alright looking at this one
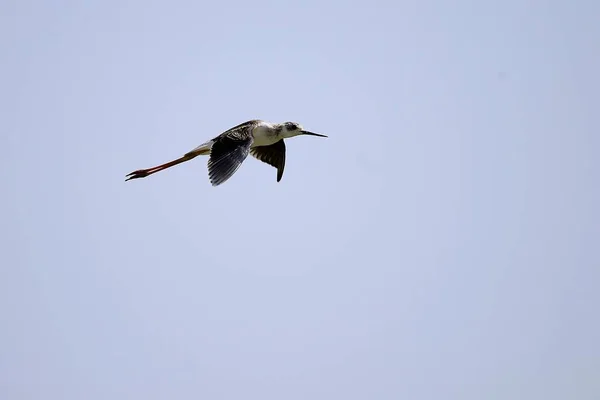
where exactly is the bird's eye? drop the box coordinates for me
[286,122,297,130]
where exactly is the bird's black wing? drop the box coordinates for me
[208,133,253,186]
[250,139,286,182]
[211,120,261,141]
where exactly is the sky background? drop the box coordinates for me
[1,0,599,399]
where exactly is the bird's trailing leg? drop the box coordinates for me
[125,148,209,181]
[125,155,192,181]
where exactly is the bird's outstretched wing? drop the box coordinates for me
[250,140,286,182]
[208,133,253,186]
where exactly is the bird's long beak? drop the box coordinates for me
[300,130,328,138]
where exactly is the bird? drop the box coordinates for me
[125,119,328,186]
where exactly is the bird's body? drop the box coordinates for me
[125,120,327,186]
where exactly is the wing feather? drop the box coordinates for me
[207,134,253,186]
[250,140,286,182]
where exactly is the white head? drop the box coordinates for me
[279,121,328,139]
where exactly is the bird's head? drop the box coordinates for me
[280,121,328,139]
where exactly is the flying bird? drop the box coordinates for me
[125,120,327,186]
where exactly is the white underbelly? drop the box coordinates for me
[252,126,280,147]
[252,137,280,147]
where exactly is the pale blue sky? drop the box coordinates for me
[1,0,599,399]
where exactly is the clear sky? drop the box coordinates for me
[1,0,598,399]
